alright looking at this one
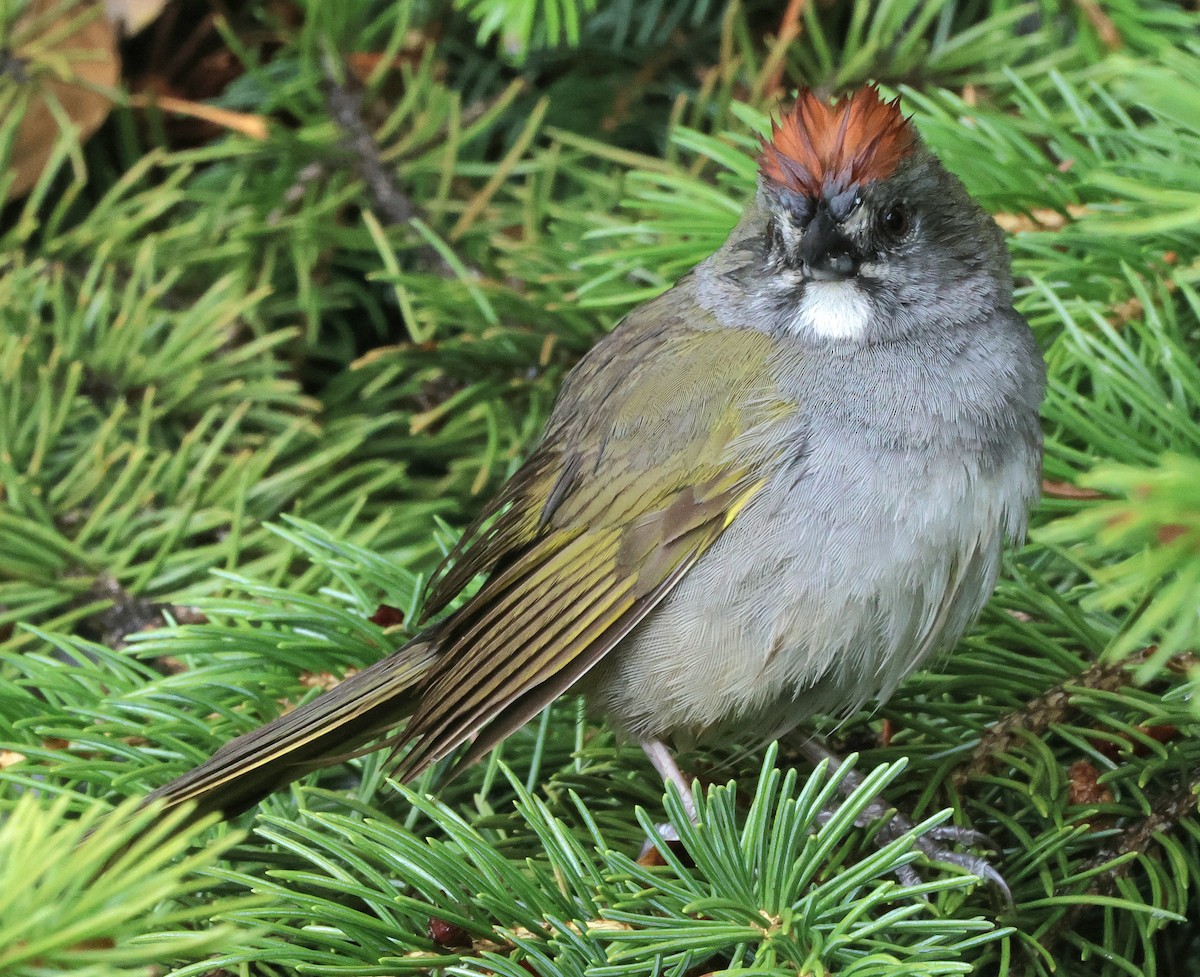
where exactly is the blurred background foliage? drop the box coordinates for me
[1,0,1199,975]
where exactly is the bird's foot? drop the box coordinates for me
[641,738,698,821]
[637,739,695,863]
[873,808,1010,903]
[798,737,1011,902]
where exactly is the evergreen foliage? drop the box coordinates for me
[1,1,1198,974]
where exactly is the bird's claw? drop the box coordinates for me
[879,813,1012,905]
[923,824,1003,850]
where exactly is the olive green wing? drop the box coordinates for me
[141,637,441,820]
[394,324,795,779]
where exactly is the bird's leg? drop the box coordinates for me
[640,738,697,847]
[795,738,1011,902]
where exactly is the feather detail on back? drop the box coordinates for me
[758,85,914,198]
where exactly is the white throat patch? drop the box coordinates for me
[791,281,871,340]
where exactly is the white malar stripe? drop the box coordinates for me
[791,281,871,340]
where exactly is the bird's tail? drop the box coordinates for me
[142,635,441,823]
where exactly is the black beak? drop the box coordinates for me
[799,206,860,279]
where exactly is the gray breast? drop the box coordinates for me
[583,329,1041,747]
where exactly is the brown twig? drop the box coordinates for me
[324,58,477,276]
[1040,772,1199,955]
[953,649,1154,788]
[1073,0,1123,51]
[324,58,421,227]
[1041,479,1107,501]
[762,0,806,99]
[602,30,685,133]
[128,92,269,139]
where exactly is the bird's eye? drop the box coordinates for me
[880,203,910,239]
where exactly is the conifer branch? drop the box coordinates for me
[1,4,1198,975]
[954,648,1155,788]
[322,55,453,277]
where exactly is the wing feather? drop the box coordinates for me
[389,324,795,782]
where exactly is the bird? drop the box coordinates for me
[141,86,1045,851]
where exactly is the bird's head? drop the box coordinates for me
[714,86,1012,343]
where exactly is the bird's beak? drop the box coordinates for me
[798,206,860,280]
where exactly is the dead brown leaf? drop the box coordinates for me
[1157,524,1193,546]
[1107,295,1144,328]
[6,0,120,200]
[0,749,26,769]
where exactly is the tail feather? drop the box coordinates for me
[143,636,440,822]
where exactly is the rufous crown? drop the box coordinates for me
[758,86,915,198]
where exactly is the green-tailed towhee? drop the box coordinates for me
[143,86,1045,837]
